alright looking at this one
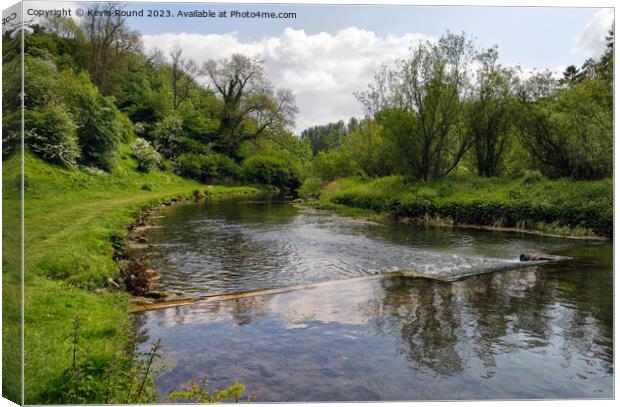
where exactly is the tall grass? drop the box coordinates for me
[318,175,612,238]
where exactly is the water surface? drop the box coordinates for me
[137,198,613,401]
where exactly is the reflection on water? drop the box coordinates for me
[144,199,570,295]
[137,198,613,401]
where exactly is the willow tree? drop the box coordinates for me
[357,32,477,180]
[468,47,518,177]
[202,54,297,158]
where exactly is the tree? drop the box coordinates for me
[561,65,581,86]
[342,119,393,177]
[357,32,477,180]
[517,79,612,180]
[202,54,297,158]
[169,46,198,110]
[83,3,142,94]
[468,47,518,177]
[300,120,348,155]
[43,16,85,41]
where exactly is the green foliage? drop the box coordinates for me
[321,176,612,237]
[204,54,297,158]
[310,149,361,182]
[2,110,22,158]
[3,52,132,170]
[242,155,302,190]
[341,120,394,177]
[175,152,242,183]
[300,119,357,155]
[517,80,612,180]
[358,33,477,180]
[22,55,60,108]
[168,374,245,403]
[64,72,129,170]
[468,48,518,177]
[175,153,203,180]
[201,153,242,183]
[54,315,163,404]
[521,169,543,185]
[151,116,184,160]
[113,63,173,123]
[23,103,81,167]
[130,138,161,172]
[298,177,324,199]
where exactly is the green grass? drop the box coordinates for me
[3,147,262,403]
[315,175,612,238]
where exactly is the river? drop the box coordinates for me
[135,197,613,401]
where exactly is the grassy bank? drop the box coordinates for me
[2,147,261,403]
[314,175,612,238]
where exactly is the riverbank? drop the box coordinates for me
[2,150,262,403]
[309,176,612,239]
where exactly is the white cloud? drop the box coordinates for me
[142,28,432,132]
[572,8,614,55]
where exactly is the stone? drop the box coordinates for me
[144,291,172,299]
[106,277,120,289]
[519,252,572,262]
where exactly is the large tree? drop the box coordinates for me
[468,47,518,177]
[516,72,612,180]
[169,46,198,110]
[202,54,297,158]
[83,3,141,94]
[357,32,477,180]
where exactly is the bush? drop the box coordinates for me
[522,169,543,185]
[23,103,81,167]
[175,153,242,183]
[151,116,184,160]
[60,71,128,171]
[299,177,324,199]
[311,149,360,182]
[200,154,241,183]
[175,153,203,179]
[131,138,161,172]
[242,155,302,190]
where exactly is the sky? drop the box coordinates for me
[18,1,615,132]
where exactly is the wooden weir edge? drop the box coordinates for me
[129,271,448,313]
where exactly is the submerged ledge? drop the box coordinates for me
[129,272,447,313]
[130,259,574,313]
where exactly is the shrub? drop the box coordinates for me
[59,71,127,171]
[311,149,360,182]
[23,103,80,167]
[175,153,242,183]
[299,177,324,199]
[151,116,184,160]
[175,153,203,179]
[200,154,241,183]
[131,138,161,172]
[242,155,302,190]
[522,169,543,185]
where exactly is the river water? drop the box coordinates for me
[135,198,613,401]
